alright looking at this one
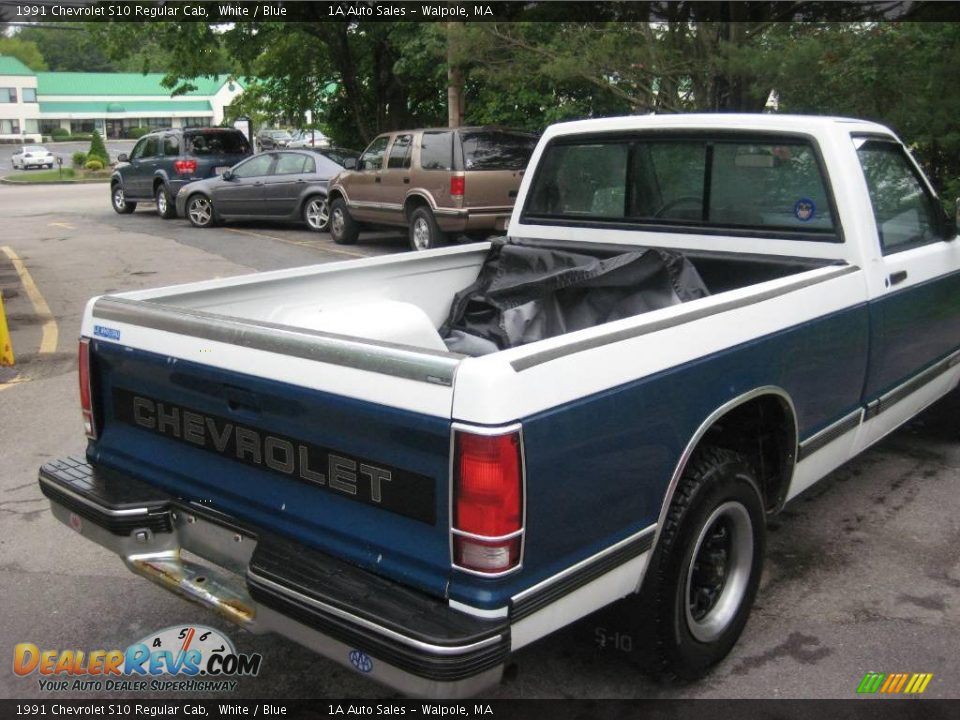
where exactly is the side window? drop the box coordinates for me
[275,153,313,175]
[232,154,275,179]
[142,137,160,158]
[130,137,150,161]
[358,136,390,171]
[420,131,454,171]
[163,136,180,157]
[855,139,941,253]
[387,134,413,170]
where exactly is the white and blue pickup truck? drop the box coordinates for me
[40,115,960,697]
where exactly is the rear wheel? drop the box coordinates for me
[186,194,216,228]
[304,196,330,233]
[645,446,765,679]
[408,206,447,251]
[155,184,177,219]
[329,198,359,245]
[111,183,136,214]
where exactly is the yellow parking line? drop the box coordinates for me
[1,246,58,355]
[48,222,75,229]
[220,227,368,258]
[0,375,29,393]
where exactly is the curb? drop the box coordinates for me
[0,176,110,185]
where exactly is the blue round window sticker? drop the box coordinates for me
[349,649,374,673]
[794,198,816,222]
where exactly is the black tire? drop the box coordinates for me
[303,195,330,233]
[185,194,216,228]
[111,183,136,214]
[329,197,359,245]
[408,206,447,251]
[646,446,765,679]
[155,183,177,219]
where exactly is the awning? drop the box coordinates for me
[38,100,213,115]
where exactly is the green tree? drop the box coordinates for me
[16,25,114,71]
[87,130,109,165]
[0,36,48,71]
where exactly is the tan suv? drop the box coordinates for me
[327,127,538,250]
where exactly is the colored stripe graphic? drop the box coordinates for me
[857,672,885,693]
[857,672,933,694]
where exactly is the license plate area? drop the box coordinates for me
[172,504,256,576]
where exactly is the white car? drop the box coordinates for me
[288,129,330,148]
[12,145,56,170]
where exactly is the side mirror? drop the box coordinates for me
[117,153,129,163]
[343,158,357,170]
[222,169,235,181]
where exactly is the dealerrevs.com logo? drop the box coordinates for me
[857,672,934,695]
[14,625,263,692]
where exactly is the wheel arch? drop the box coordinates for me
[404,192,434,219]
[650,386,798,564]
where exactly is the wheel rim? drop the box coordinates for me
[113,187,126,210]
[188,197,212,226]
[412,217,431,250]
[157,190,167,214]
[306,199,329,230]
[331,207,345,237]
[684,501,754,642]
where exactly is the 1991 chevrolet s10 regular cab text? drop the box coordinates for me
[40,115,960,696]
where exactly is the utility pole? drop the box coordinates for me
[447,21,465,128]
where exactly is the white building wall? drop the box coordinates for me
[0,74,41,141]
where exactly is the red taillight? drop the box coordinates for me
[452,429,524,574]
[78,338,97,439]
[174,159,198,175]
[450,176,465,198]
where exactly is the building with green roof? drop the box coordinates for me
[0,56,247,141]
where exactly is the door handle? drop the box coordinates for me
[888,270,908,287]
[374,177,381,183]
[253,181,263,187]
[403,177,410,184]
[296,179,306,183]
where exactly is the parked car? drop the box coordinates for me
[327,127,539,251]
[288,129,331,149]
[175,148,353,232]
[257,129,293,151]
[11,145,56,170]
[110,128,252,218]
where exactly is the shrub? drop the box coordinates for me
[127,126,150,139]
[87,130,109,165]
[72,151,88,167]
[50,127,70,140]
[84,159,104,171]
[70,134,93,141]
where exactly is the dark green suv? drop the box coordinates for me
[110,128,252,218]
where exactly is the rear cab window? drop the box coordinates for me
[523,132,841,241]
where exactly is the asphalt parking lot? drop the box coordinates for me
[1,183,958,701]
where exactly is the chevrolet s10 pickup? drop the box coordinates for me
[40,115,960,696]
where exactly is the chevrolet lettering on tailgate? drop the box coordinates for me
[112,388,435,523]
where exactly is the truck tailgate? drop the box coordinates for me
[86,330,457,598]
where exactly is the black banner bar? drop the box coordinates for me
[1,699,959,720]
[0,1,945,25]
